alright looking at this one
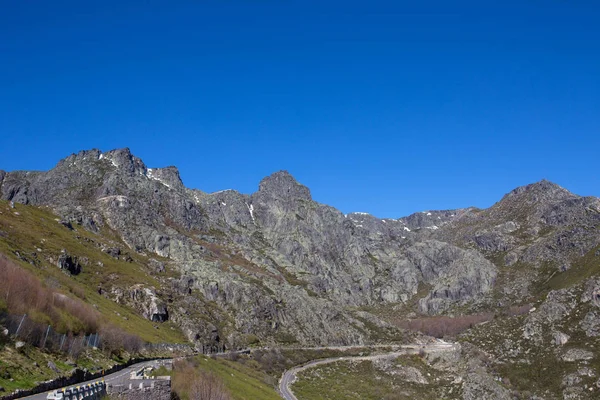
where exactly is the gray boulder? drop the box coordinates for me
[462,372,513,400]
[552,331,570,345]
[562,348,594,362]
[580,312,600,337]
[47,361,60,373]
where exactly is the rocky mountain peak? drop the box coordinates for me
[501,179,576,204]
[257,170,311,200]
[146,166,184,191]
[56,149,102,168]
[100,148,147,176]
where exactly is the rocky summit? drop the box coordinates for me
[1,148,600,398]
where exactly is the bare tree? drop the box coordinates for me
[399,313,495,338]
[189,372,232,400]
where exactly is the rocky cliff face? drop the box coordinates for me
[1,148,599,353]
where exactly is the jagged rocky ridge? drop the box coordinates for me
[1,148,599,351]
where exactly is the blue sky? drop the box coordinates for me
[1,1,598,218]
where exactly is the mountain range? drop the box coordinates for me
[1,148,600,399]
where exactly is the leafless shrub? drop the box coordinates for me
[173,359,232,400]
[252,348,287,375]
[190,372,232,400]
[0,254,100,333]
[399,313,494,338]
[122,331,143,354]
[0,255,47,315]
[0,254,143,356]
[504,304,532,317]
[52,293,100,332]
[400,304,532,338]
[172,360,196,396]
[98,325,142,356]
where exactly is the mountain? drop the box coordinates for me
[1,148,600,398]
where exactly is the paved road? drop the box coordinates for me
[278,341,457,400]
[13,341,456,400]
[21,359,169,400]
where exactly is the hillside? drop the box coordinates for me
[1,148,599,398]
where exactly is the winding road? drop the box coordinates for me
[278,341,457,400]
[12,342,456,400]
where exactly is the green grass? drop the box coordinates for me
[0,344,116,393]
[0,200,187,344]
[0,201,192,393]
[250,347,387,378]
[543,243,600,291]
[292,355,457,400]
[495,351,578,395]
[150,365,172,377]
[178,355,281,400]
[173,348,397,400]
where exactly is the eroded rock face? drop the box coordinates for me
[129,285,169,322]
[410,241,497,314]
[146,166,185,192]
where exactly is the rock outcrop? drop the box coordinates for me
[57,252,82,275]
[128,285,169,322]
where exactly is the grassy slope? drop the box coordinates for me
[292,355,456,400]
[0,200,190,393]
[0,345,114,393]
[459,313,596,398]
[178,355,280,400]
[460,258,600,399]
[0,200,186,344]
[174,349,396,400]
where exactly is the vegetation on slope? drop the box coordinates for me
[172,356,280,400]
[1,254,100,334]
[0,200,191,393]
[292,355,458,400]
[0,200,186,343]
[171,347,395,400]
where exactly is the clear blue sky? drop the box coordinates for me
[1,1,598,218]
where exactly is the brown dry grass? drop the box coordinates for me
[398,313,495,338]
[0,253,100,333]
[0,253,143,355]
[397,304,531,338]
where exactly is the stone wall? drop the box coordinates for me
[0,357,170,400]
[107,378,171,400]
